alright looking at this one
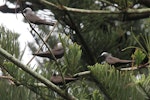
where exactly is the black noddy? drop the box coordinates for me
[100,52,134,67]
[33,42,64,60]
[23,7,55,26]
[50,75,78,85]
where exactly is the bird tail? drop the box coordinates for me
[119,59,134,63]
[64,77,78,83]
[33,52,50,58]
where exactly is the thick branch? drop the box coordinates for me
[64,11,95,65]
[0,47,77,100]
[41,0,150,14]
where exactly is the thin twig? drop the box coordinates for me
[21,8,67,90]
[21,11,60,63]
[21,12,53,58]
[73,71,91,77]
[120,63,149,71]
[0,75,14,80]
[26,21,58,65]
[0,47,77,100]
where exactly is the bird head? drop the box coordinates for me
[100,52,111,57]
[52,71,59,76]
[97,52,111,62]
[55,42,63,49]
[23,7,33,14]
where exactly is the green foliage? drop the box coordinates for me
[63,41,82,74]
[2,61,57,100]
[88,63,144,100]
[0,80,36,100]
[0,26,20,61]
[69,79,103,99]
[132,33,150,57]
[140,33,150,57]
[3,62,34,82]
[132,48,146,65]
[47,0,137,62]
[91,90,103,100]
[1,0,150,99]
[0,26,41,100]
[132,72,150,99]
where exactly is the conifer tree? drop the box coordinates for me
[0,0,150,100]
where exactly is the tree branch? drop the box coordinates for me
[55,1,96,65]
[26,21,58,65]
[0,47,77,100]
[21,11,67,89]
[73,71,91,77]
[65,11,95,65]
[73,70,112,99]
[41,0,150,14]
[120,63,149,71]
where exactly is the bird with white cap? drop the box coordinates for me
[99,52,134,67]
[23,7,55,26]
[33,42,64,60]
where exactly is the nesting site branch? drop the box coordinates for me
[21,8,67,90]
[26,21,58,65]
[41,0,150,14]
[0,47,77,100]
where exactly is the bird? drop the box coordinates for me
[23,7,55,25]
[33,42,64,60]
[50,74,78,85]
[99,52,134,67]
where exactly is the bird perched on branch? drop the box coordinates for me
[50,74,78,85]
[33,42,64,60]
[23,7,55,25]
[99,52,134,67]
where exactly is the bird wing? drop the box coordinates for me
[52,48,64,55]
[33,51,51,58]
[50,76,77,85]
[50,76,62,84]
[26,13,42,22]
[106,56,121,64]
[106,56,132,64]
[26,13,54,25]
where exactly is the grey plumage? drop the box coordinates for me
[33,43,64,60]
[100,52,134,66]
[23,7,55,25]
[50,75,77,85]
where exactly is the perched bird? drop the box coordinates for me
[23,7,55,25]
[99,52,134,67]
[33,42,64,60]
[50,75,78,85]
